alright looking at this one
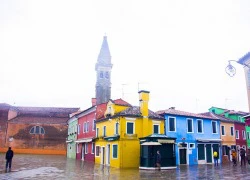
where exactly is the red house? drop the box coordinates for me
[75,98,130,161]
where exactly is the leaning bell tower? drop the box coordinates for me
[95,36,113,105]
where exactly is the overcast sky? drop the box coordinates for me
[1,0,250,113]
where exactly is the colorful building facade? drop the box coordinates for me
[94,91,169,168]
[157,108,221,165]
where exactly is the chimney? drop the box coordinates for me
[169,107,175,110]
[91,98,97,106]
[139,90,150,137]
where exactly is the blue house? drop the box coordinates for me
[157,107,221,165]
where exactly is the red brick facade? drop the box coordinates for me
[0,104,79,155]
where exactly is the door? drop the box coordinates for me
[81,144,85,160]
[106,144,110,165]
[179,149,187,164]
[206,144,212,163]
[101,147,105,165]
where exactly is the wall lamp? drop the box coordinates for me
[225,60,250,77]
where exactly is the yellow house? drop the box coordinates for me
[94,90,165,168]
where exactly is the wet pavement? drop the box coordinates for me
[0,154,250,180]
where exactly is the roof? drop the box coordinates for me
[8,116,68,125]
[13,106,79,118]
[200,112,245,124]
[224,110,248,116]
[116,106,164,120]
[110,99,131,106]
[95,99,131,120]
[238,52,250,65]
[157,108,218,120]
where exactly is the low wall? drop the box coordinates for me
[0,147,66,155]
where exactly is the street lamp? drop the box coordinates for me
[225,58,250,77]
[225,60,237,77]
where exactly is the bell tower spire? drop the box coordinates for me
[95,35,113,105]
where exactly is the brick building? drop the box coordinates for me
[0,104,79,155]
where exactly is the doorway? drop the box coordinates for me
[206,144,212,163]
[179,148,187,164]
[106,144,110,165]
[81,144,85,160]
[101,147,105,165]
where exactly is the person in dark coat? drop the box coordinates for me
[156,150,161,170]
[240,148,246,166]
[5,147,14,171]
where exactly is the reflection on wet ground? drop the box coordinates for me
[0,154,250,179]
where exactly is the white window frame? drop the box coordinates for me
[230,126,234,136]
[211,121,218,134]
[243,130,246,140]
[197,119,203,133]
[115,122,119,135]
[153,124,160,134]
[103,126,106,136]
[86,122,89,132]
[93,120,96,131]
[236,130,239,139]
[187,118,194,133]
[112,144,118,159]
[78,124,80,135]
[189,143,195,149]
[95,146,100,157]
[83,123,85,133]
[221,125,225,136]
[76,143,79,153]
[91,143,95,154]
[96,128,99,137]
[168,117,176,132]
[126,121,135,134]
[247,132,250,140]
[85,143,88,154]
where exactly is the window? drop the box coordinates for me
[96,128,99,137]
[112,144,118,158]
[247,132,250,140]
[30,126,45,134]
[115,122,119,135]
[103,126,106,136]
[86,122,89,132]
[212,121,217,133]
[230,126,234,136]
[238,116,241,121]
[187,119,193,133]
[83,123,85,133]
[168,117,176,132]
[105,72,109,79]
[95,146,100,156]
[77,144,79,153]
[236,130,239,139]
[243,130,246,140]
[221,125,225,136]
[78,124,80,134]
[91,143,95,154]
[126,122,134,134]
[153,124,159,134]
[100,71,103,78]
[189,143,195,149]
[93,120,96,131]
[85,143,88,154]
[197,119,203,133]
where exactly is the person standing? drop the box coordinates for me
[156,150,161,170]
[240,148,246,166]
[5,147,14,172]
[213,150,219,166]
[231,149,237,166]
